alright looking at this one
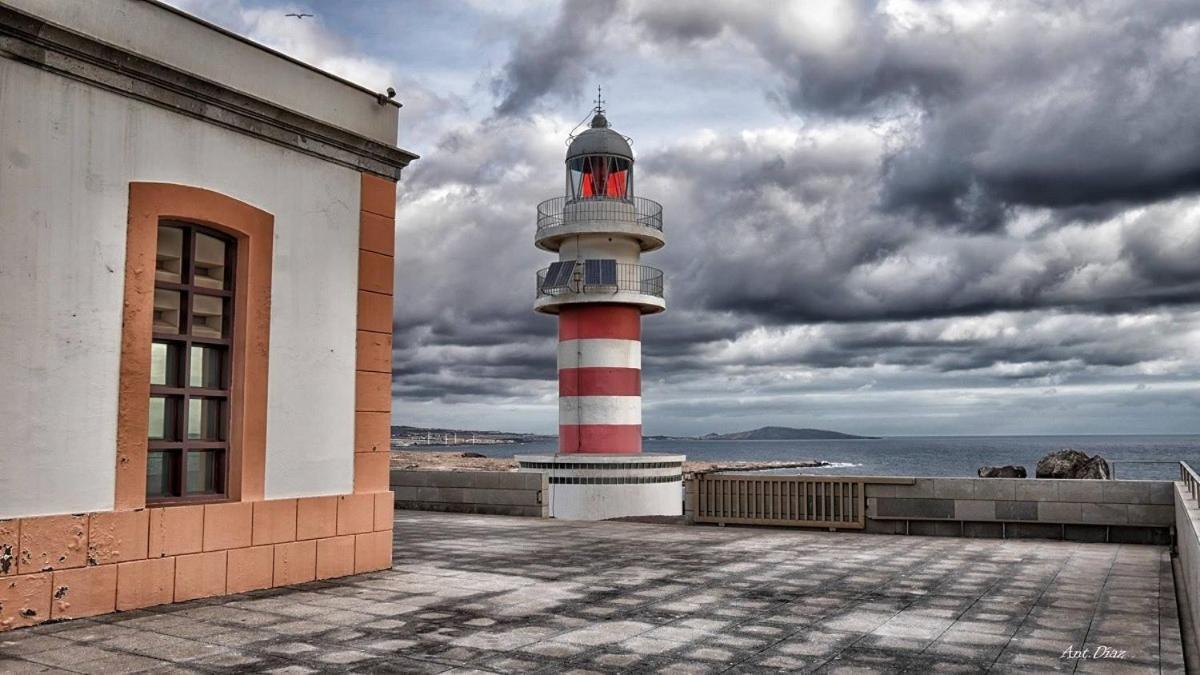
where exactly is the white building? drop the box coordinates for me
[0,0,414,629]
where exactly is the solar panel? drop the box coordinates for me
[585,259,617,285]
[540,262,565,292]
[541,260,577,292]
[600,259,616,285]
[554,260,577,286]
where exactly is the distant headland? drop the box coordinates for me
[699,426,879,441]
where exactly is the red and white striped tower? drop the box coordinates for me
[557,304,643,453]
[519,101,684,520]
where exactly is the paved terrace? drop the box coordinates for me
[0,511,1183,673]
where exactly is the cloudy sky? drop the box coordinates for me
[169,0,1200,437]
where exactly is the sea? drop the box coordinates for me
[410,435,1200,481]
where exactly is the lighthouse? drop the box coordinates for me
[516,99,684,520]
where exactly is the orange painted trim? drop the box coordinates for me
[354,452,391,493]
[359,211,395,256]
[356,330,392,374]
[358,250,395,295]
[355,411,391,453]
[361,173,397,219]
[355,371,392,413]
[117,183,273,509]
[357,290,393,335]
[355,174,396,498]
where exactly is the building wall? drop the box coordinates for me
[3,0,398,145]
[0,59,359,514]
[0,0,411,629]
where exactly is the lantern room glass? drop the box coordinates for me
[568,155,631,200]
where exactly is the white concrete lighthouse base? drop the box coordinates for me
[515,453,685,521]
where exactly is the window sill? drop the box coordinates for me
[146,495,231,508]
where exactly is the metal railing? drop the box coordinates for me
[693,474,866,529]
[1110,460,1181,480]
[536,262,664,299]
[1182,461,1200,504]
[536,196,663,232]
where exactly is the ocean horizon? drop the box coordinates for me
[404,434,1200,481]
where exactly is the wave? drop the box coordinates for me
[814,462,863,469]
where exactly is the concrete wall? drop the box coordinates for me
[865,477,1174,543]
[0,58,361,516]
[391,471,548,518]
[1176,483,1200,653]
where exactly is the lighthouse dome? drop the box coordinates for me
[566,115,632,161]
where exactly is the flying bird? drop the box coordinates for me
[285,13,313,19]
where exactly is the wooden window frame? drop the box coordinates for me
[147,221,237,505]
[117,183,273,511]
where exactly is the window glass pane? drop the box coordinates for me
[609,158,630,198]
[187,398,222,440]
[191,295,225,338]
[193,233,228,290]
[148,396,179,440]
[568,158,584,200]
[189,345,224,389]
[186,450,220,494]
[155,226,184,284]
[146,450,175,498]
[150,341,180,386]
[152,289,182,333]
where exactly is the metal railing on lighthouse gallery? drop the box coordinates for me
[536,196,664,232]
[536,261,664,299]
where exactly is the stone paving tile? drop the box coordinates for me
[0,510,1184,673]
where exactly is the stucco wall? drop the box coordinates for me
[0,58,360,517]
[558,234,642,264]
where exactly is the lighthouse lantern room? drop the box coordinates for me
[518,97,684,520]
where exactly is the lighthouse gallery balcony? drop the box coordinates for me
[534,260,665,314]
[535,196,665,253]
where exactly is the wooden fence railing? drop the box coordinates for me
[693,474,866,529]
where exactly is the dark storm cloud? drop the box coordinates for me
[634,1,1200,224]
[638,1,962,116]
[387,0,1200,431]
[640,128,1200,324]
[492,0,623,117]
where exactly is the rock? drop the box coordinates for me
[461,452,487,458]
[1035,449,1112,479]
[978,465,1027,478]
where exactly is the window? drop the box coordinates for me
[147,221,235,502]
[568,155,631,199]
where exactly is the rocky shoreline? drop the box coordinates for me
[390,450,829,475]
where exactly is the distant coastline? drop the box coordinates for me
[394,424,875,448]
[390,449,831,475]
[390,434,1200,481]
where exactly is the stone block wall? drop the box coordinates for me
[390,471,547,518]
[864,477,1174,543]
[0,494,394,630]
[1175,483,1200,651]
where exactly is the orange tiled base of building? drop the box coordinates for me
[0,492,394,631]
